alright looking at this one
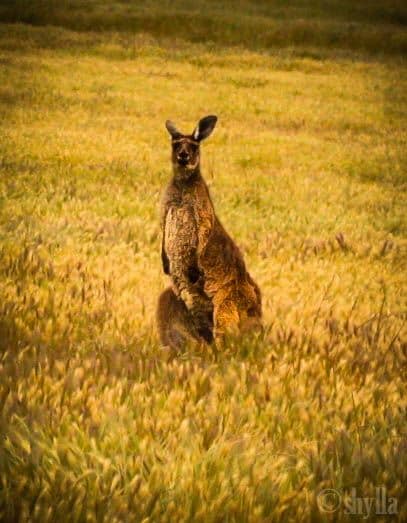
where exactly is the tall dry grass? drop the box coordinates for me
[0,1,406,521]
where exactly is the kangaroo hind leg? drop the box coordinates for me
[213,295,240,342]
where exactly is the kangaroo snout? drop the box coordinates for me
[177,150,190,165]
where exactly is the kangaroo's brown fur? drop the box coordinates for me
[157,116,262,348]
[156,286,212,349]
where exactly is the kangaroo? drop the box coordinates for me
[157,115,262,349]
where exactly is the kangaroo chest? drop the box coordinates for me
[164,190,198,268]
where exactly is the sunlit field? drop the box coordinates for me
[0,1,406,521]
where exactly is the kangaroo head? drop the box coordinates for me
[165,115,217,180]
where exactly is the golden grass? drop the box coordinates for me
[0,2,406,521]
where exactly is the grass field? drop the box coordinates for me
[0,1,406,521]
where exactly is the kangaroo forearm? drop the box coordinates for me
[174,278,205,311]
[170,274,213,342]
[171,272,210,312]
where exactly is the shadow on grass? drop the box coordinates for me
[0,0,406,58]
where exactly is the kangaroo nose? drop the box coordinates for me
[177,151,190,164]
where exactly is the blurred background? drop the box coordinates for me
[0,2,406,522]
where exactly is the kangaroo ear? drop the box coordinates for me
[165,120,182,139]
[192,115,217,141]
